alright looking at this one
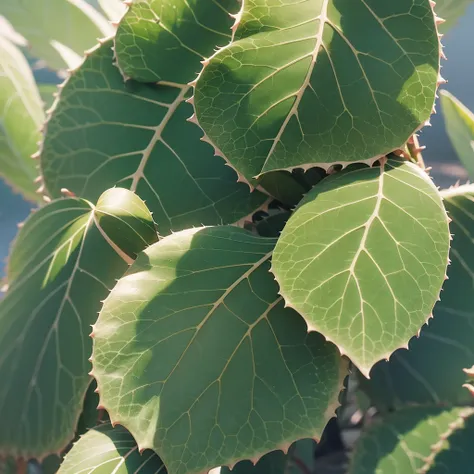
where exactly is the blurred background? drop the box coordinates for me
[1,1,474,278]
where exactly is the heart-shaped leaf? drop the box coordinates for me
[92,226,346,474]
[0,188,157,459]
[0,0,112,69]
[272,159,450,376]
[348,406,474,474]
[114,0,239,83]
[0,36,42,201]
[40,41,268,236]
[358,184,474,408]
[440,91,474,180]
[194,0,440,184]
[58,423,166,473]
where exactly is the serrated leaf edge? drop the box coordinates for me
[89,246,349,474]
[419,406,474,473]
[270,159,451,379]
[190,0,445,188]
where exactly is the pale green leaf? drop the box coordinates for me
[0,36,43,201]
[40,41,268,236]
[221,439,317,474]
[0,0,112,70]
[272,159,450,377]
[440,90,474,180]
[348,406,474,474]
[58,423,166,473]
[92,226,345,474]
[98,0,126,21]
[194,0,440,184]
[0,188,157,458]
[359,184,474,408]
[114,0,238,83]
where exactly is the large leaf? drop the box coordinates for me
[114,0,239,83]
[40,41,268,236]
[440,91,474,180]
[0,36,42,201]
[221,439,317,474]
[358,184,474,408]
[58,423,166,473]
[0,188,157,458]
[272,159,450,377]
[0,0,112,69]
[194,0,440,184]
[92,226,345,474]
[348,406,474,474]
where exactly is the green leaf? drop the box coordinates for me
[40,41,268,236]
[92,226,345,474]
[423,407,474,474]
[358,184,474,408]
[272,159,450,377]
[58,423,166,473]
[440,91,474,180]
[0,36,43,201]
[98,0,126,21]
[194,0,440,184]
[221,439,317,474]
[0,0,112,69]
[114,0,239,83]
[348,406,474,474]
[0,188,157,459]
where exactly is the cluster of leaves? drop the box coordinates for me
[1,0,474,473]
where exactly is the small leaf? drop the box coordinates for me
[194,0,440,184]
[272,159,450,376]
[115,0,239,83]
[92,226,345,474]
[0,36,43,201]
[348,406,474,474]
[40,41,268,236]
[98,0,126,21]
[57,423,166,473]
[359,184,474,408]
[0,0,112,69]
[0,188,157,459]
[440,90,474,180]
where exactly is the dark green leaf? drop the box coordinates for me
[115,0,239,83]
[40,41,268,236]
[348,406,474,474]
